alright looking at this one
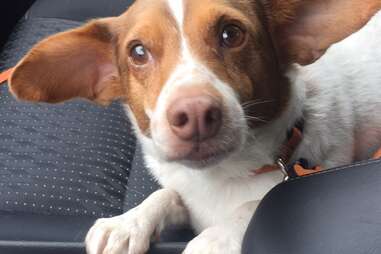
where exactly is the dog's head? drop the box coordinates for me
[10,0,380,168]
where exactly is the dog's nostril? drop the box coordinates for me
[198,106,222,141]
[174,112,189,127]
[205,107,222,126]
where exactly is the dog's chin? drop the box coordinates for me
[181,149,236,169]
[164,145,237,170]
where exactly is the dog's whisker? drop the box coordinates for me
[244,115,268,123]
[241,99,269,107]
[241,99,275,109]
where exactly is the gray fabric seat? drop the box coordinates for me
[0,17,135,218]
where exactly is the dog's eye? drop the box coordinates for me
[130,44,149,65]
[220,24,246,48]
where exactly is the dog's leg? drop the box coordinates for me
[183,200,260,254]
[85,189,188,254]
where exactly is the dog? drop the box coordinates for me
[8,0,381,253]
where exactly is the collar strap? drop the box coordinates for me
[253,119,322,180]
[278,121,304,165]
[0,68,14,85]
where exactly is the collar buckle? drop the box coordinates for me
[276,158,290,182]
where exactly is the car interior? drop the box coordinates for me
[1,1,381,254]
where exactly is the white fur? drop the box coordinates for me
[86,9,381,254]
[292,11,381,167]
[167,0,184,26]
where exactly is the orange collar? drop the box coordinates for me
[0,68,14,85]
[253,120,381,180]
[252,120,322,180]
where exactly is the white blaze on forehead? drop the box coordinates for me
[162,0,239,100]
[162,0,240,101]
[166,0,198,78]
[166,0,190,64]
[167,0,185,27]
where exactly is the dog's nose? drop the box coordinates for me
[167,96,222,141]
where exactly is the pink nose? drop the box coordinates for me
[167,96,222,141]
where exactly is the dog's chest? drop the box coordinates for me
[148,159,283,232]
[184,173,283,232]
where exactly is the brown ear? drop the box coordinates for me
[9,18,123,105]
[265,0,381,65]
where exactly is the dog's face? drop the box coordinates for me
[118,0,291,167]
[10,0,381,168]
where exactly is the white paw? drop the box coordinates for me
[183,227,241,254]
[85,210,155,254]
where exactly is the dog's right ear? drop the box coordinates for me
[265,0,381,66]
[9,18,123,105]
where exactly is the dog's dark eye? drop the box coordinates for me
[130,44,149,65]
[220,24,246,48]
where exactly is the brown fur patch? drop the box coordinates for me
[113,0,182,132]
[183,0,290,127]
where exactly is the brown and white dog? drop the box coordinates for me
[8,0,381,253]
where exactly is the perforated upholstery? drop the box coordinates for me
[0,17,138,219]
[27,0,134,21]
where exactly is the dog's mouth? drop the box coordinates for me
[163,140,238,169]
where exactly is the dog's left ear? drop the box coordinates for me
[9,17,123,105]
[265,0,381,65]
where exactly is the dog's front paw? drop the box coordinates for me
[183,227,241,254]
[85,210,154,254]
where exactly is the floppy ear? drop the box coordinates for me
[265,0,381,65]
[9,18,123,105]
